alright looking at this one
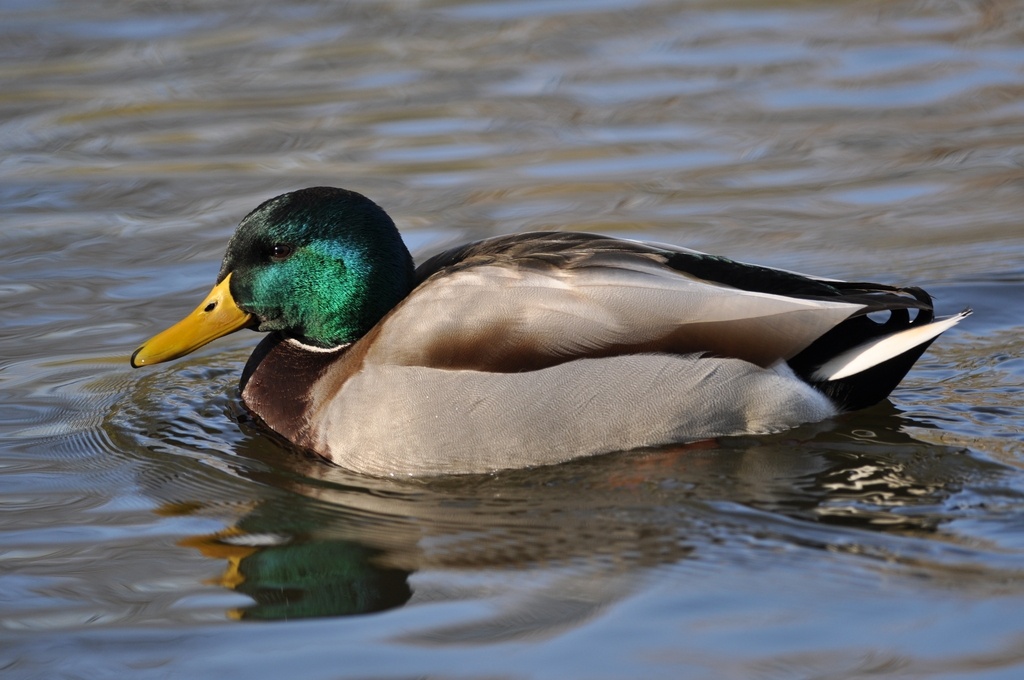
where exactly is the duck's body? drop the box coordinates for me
[132,188,969,476]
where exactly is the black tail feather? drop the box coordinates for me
[788,287,940,410]
[800,338,939,411]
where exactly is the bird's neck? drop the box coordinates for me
[238,333,348,454]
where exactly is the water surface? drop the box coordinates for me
[2,0,1024,678]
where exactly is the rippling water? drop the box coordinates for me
[3,0,1024,677]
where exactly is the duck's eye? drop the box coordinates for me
[269,244,294,262]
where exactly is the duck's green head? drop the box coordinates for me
[131,187,415,367]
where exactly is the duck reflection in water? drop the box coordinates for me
[156,405,995,623]
[177,511,412,621]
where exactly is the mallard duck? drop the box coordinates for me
[131,187,970,476]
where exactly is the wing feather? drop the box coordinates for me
[368,251,864,371]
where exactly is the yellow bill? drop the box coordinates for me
[131,273,254,368]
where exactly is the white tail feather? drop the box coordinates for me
[813,310,971,381]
